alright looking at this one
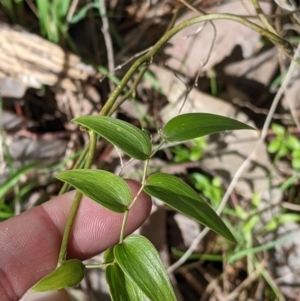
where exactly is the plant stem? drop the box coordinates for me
[127,159,149,211]
[85,263,106,269]
[57,190,83,264]
[59,143,90,195]
[119,210,129,243]
[165,8,180,32]
[251,0,278,36]
[108,65,149,116]
[148,13,292,56]
[150,138,167,158]
[100,57,151,116]
[84,132,97,169]
[119,160,150,243]
[58,131,97,264]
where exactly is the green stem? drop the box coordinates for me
[100,56,150,116]
[150,138,167,158]
[127,160,149,211]
[119,210,129,243]
[57,190,83,265]
[147,13,292,56]
[251,0,278,36]
[59,143,90,195]
[119,160,150,243]
[83,132,97,169]
[108,65,149,116]
[58,131,97,264]
[165,8,180,33]
[85,263,106,269]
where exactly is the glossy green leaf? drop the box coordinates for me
[32,259,84,292]
[144,173,236,243]
[162,113,254,142]
[57,170,131,212]
[114,235,176,301]
[106,264,146,301]
[73,116,151,160]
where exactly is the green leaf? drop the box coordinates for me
[271,123,286,136]
[292,158,300,170]
[286,135,300,150]
[73,116,151,160]
[162,113,254,142]
[267,139,281,154]
[58,0,71,18]
[57,170,131,212]
[265,213,300,231]
[106,264,146,301]
[278,145,289,158]
[104,247,115,263]
[235,205,247,220]
[114,235,176,301]
[144,173,236,243]
[292,149,300,158]
[251,192,260,208]
[31,259,84,292]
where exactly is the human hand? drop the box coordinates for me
[0,180,152,301]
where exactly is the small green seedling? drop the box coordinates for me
[190,173,223,210]
[171,137,207,162]
[268,123,300,170]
